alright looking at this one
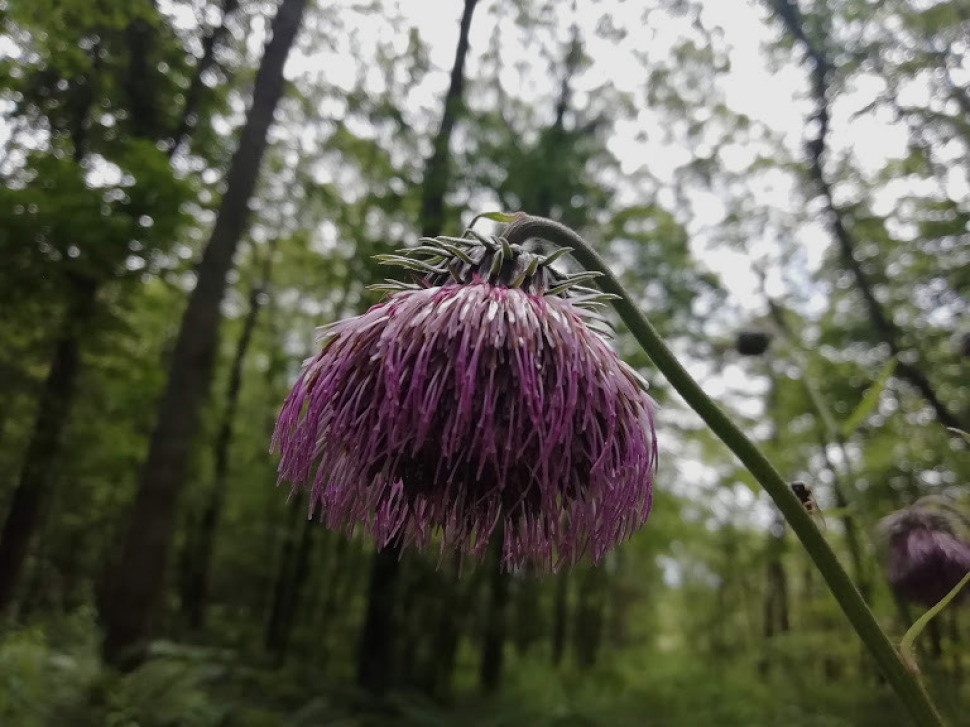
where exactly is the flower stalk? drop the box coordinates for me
[499,214,945,727]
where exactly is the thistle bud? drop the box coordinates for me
[879,505,970,607]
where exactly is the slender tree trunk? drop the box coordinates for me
[100,0,308,669]
[426,564,460,703]
[257,295,289,622]
[551,570,569,666]
[417,0,480,238]
[181,247,276,632]
[417,1,482,698]
[480,546,509,693]
[476,30,585,680]
[124,13,161,140]
[759,516,790,676]
[0,389,13,455]
[266,513,315,666]
[264,494,303,653]
[819,442,871,600]
[574,566,606,670]
[169,0,241,156]
[310,535,349,671]
[766,299,875,602]
[606,550,633,649]
[769,0,966,432]
[355,0,480,696]
[428,562,473,700]
[356,546,401,694]
[0,23,105,618]
[512,576,541,656]
[404,562,463,698]
[801,558,816,636]
[764,555,791,631]
[396,562,428,690]
[535,29,581,219]
[0,275,98,616]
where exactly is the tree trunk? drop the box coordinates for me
[354,0,480,695]
[512,575,542,656]
[124,13,161,139]
[100,0,308,670]
[824,452,871,601]
[311,535,350,671]
[417,0,480,238]
[606,550,634,649]
[769,0,966,432]
[0,17,105,617]
[169,0,241,156]
[766,300,875,603]
[0,275,98,616]
[480,546,509,693]
[428,564,470,700]
[574,566,606,670]
[395,559,427,690]
[180,247,276,632]
[266,513,315,666]
[759,516,790,676]
[356,546,401,694]
[764,559,791,635]
[551,570,569,666]
[535,29,581,218]
[264,494,303,653]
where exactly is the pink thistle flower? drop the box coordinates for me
[273,232,657,570]
[880,506,970,607]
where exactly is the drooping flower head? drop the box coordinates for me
[879,500,970,607]
[272,224,657,570]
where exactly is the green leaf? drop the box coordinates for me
[841,357,897,438]
[470,211,520,227]
[541,247,573,267]
[900,571,970,672]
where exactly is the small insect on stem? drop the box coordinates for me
[791,481,826,530]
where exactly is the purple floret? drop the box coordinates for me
[273,282,657,570]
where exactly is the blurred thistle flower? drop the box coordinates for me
[879,501,970,608]
[273,227,657,569]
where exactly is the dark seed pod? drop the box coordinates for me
[736,331,772,357]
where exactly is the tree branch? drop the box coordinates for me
[418,0,480,237]
[769,0,965,431]
[168,0,241,157]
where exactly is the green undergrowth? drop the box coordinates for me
[2,610,966,727]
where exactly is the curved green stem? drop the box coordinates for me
[900,571,970,672]
[500,214,945,727]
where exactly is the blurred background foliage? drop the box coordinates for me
[0,0,968,724]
